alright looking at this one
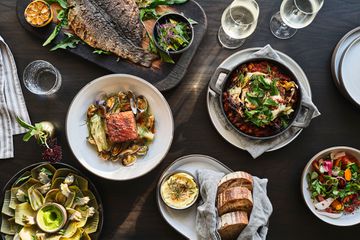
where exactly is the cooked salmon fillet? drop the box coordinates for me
[106,111,138,143]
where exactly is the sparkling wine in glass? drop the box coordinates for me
[270,0,324,39]
[218,0,259,49]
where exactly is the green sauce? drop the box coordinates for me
[37,204,65,232]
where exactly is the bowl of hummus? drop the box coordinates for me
[160,171,199,210]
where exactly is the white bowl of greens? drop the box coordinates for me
[301,146,360,226]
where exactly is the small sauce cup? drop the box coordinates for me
[159,170,199,210]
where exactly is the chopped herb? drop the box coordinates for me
[139,8,158,21]
[136,0,189,8]
[14,174,31,186]
[45,0,67,8]
[93,49,111,55]
[263,98,278,107]
[50,33,81,51]
[167,177,196,200]
[267,65,271,74]
[187,17,198,25]
[40,168,53,176]
[270,78,280,96]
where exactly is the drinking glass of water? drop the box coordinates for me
[270,0,324,39]
[218,0,259,49]
[23,60,62,95]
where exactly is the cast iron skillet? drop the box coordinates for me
[209,56,315,140]
[0,162,103,240]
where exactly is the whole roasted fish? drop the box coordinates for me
[67,0,157,67]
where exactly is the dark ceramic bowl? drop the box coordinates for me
[0,162,104,240]
[209,56,315,140]
[153,13,194,55]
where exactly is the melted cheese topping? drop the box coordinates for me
[160,172,199,209]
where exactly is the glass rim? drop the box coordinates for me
[294,0,324,15]
[23,59,62,95]
[229,0,260,26]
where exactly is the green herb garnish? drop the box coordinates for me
[43,8,69,46]
[93,49,112,55]
[50,33,81,51]
[156,18,191,52]
[136,0,189,8]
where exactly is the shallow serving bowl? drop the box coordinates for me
[66,74,174,181]
[301,146,360,226]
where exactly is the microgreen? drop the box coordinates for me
[157,19,191,52]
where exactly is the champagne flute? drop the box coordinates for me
[270,0,324,39]
[218,0,259,49]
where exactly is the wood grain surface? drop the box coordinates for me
[1,0,360,239]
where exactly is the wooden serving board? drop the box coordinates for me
[16,0,207,91]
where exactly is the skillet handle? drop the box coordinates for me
[209,68,231,95]
[292,101,315,128]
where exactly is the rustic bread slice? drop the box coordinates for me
[217,186,253,216]
[217,171,253,195]
[218,211,248,240]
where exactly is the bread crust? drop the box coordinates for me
[217,186,253,216]
[218,211,248,240]
[217,171,253,195]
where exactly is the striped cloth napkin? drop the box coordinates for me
[0,35,30,159]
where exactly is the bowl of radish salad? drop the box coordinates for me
[301,146,360,226]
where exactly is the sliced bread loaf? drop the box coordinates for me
[218,211,248,240]
[217,171,253,195]
[217,186,253,216]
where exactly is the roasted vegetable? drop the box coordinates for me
[1,165,100,239]
[89,114,109,152]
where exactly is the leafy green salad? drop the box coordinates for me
[308,151,360,214]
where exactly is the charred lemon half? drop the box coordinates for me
[24,0,53,27]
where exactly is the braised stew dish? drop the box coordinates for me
[222,60,300,139]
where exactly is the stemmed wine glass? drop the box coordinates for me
[218,0,259,49]
[270,0,324,39]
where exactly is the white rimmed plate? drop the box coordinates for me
[331,27,360,97]
[156,154,232,239]
[339,36,360,108]
[66,74,174,181]
[301,146,360,226]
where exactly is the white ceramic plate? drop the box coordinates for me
[207,47,311,152]
[66,74,174,181]
[331,27,360,95]
[339,36,360,108]
[156,155,231,239]
[301,146,360,226]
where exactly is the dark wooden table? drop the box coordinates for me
[1,0,360,239]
